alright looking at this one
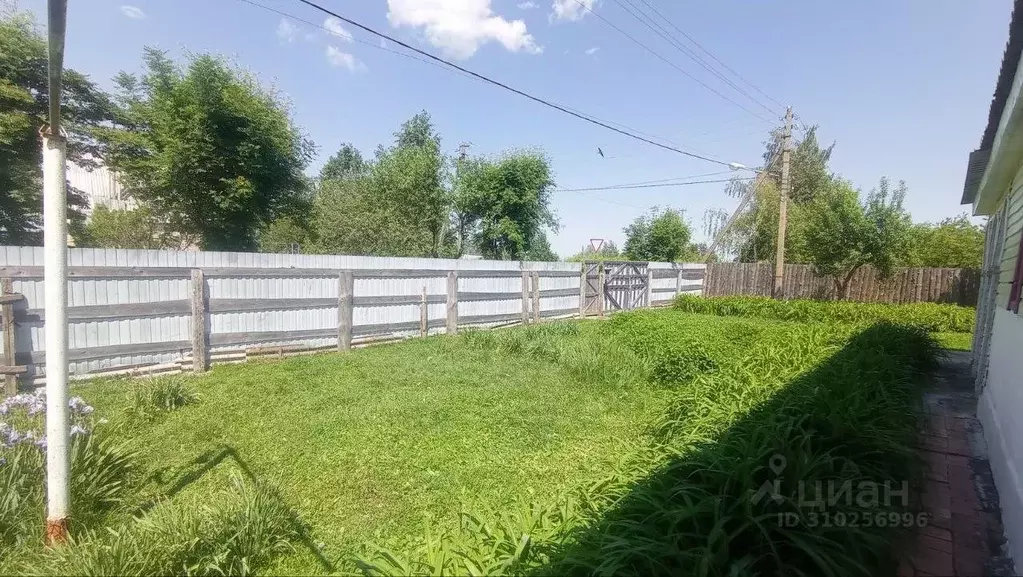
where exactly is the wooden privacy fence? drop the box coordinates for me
[0,247,706,388]
[704,263,981,306]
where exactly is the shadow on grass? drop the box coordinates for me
[139,445,335,573]
[531,324,937,577]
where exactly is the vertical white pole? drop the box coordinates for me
[44,0,70,544]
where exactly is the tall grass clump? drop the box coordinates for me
[365,317,941,577]
[673,294,975,333]
[17,473,298,576]
[128,377,198,420]
[0,391,136,561]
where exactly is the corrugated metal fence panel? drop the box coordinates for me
[0,246,705,381]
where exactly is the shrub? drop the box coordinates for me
[673,295,975,333]
[128,377,198,419]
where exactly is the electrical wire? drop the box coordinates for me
[278,0,753,169]
[610,0,779,117]
[570,0,773,124]
[557,170,734,188]
[632,0,786,111]
[556,177,752,193]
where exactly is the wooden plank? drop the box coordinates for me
[461,312,523,326]
[23,300,191,322]
[458,291,521,302]
[0,266,192,279]
[521,271,530,325]
[211,328,338,348]
[598,267,606,318]
[0,294,24,305]
[209,298,337,313]
[645,269,654,307]
[446,271,458,335]
[338,270,354,352]
[355,269,450,279]
[205,267,338,278]
[532,272,541,323]
[456,270,523,279]
[539,288,580,298]
[420,287,429,337]
[355,294,446,307]
[540,307,579,319]
[2,278,16,394]
[355,319,446,337]
[22,340,193,364]
[0,365,28,375]
[579,269,587,319]
[190,269,208,373]
[650,269,681,279]
[533,270,580,278]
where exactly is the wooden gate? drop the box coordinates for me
[582,261,649,313]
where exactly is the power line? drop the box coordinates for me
[557,177,752,193]
[632,0,786,111]
[570,0,773,124]
[558,169,733,188]
[609,0,779,117]
[280,0,751,170]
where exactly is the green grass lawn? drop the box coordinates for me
[934,331,972,351]
[3,310,946,575]
[77,321,675,574]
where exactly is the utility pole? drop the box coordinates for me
[772,106,793,299]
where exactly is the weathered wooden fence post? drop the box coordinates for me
[420,286,429,337]
[675,268,684,298]
[521,271,530,325]
[2,278,19,395]
[532,272,541,323]
[578,266,587,318]
[598,266,606,318]
[646,268,654,307]
[447,271,458,335]
[190,269,208,372]
[338,270,354,351]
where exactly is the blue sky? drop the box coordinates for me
[20,0,1014,256]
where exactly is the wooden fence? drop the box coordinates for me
[0,246,705,388]
[704,263,980,306]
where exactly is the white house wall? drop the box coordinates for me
[979,307,1023,565]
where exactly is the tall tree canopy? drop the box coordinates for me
[0,13,116,244]
[99,49,313,251]
[802,177,912,298]
[454,151,557,260]
[623,207,698,262]
[904,215,984,268]
[319,143,367,182]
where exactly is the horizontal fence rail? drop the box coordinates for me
[704,263,980,306]
[0,246,706,387]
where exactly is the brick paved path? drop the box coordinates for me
[898,351,1015,577]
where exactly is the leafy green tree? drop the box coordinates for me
[98,49,313,251]
[454,151,558,260]
[80,205,177,249]
[803,178,912,299]
[567,240,621,262]
[904,214,984,268]
[623,207,698,262]
[320,143,366,182]
[258,216,312,253]
[0,13,116,244]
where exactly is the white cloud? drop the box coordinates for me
[119,5,145,19]
[584,46,599,56]
[277,18,297,43]
[517,1,538,8]
[326,46,363,71]
[550,0,595,22]
[324,17,354,42]
[387,0,541,60]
